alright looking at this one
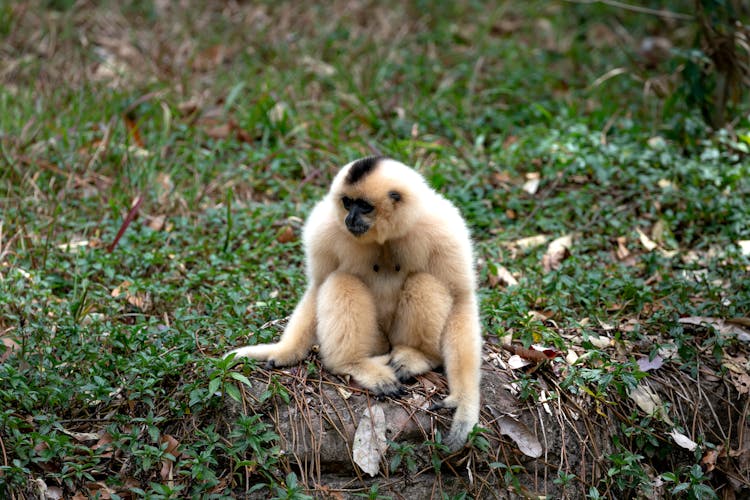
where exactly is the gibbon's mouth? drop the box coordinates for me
[347,224,369,236]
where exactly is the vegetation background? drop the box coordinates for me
[0,0,748,498]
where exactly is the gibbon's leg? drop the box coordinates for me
[388,272,452,381]
[438,297,482,451]
[317,272,402,397]
[225,287,317,366]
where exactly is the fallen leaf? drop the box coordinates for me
[205,122,234,139]
[56,239,90,252]
[629,384,672,424]
[728,371,750,394]
[522,175,540,195]
[739,240,750,256]
[565,349,579,365]
[46,486,64,500]
[160,434,180,481]
[507,354,534,370]
[510,234,549,250]
[336,386,353,399]
[636,227,657,251]
[352,405,387,477]
[85,482,114,500]
[268,102,289,124]
[300,56,336,77]
[146,215,166,231]
[497,416,543,458]
[276,226,296,244]
[588,335,611,349]
[678,317,750,339]
[615,236,631,260]
[542,234,573,272]
[636,354,664,372]
[193,44,231,71]
[489,265,519,287]
[1,336,19,362]
[669,429,697,451]
[701,446,723,472]
[60,428,100,442]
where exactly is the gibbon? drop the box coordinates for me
[226,157,482,451]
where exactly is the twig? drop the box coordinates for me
[562,0,693,21]
[108,195,143,253]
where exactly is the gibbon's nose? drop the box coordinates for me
[345,208,369,236]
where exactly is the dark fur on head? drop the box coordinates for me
[345,156,386,185]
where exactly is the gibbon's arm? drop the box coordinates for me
[226,202,339,366]
[439,295,482,450]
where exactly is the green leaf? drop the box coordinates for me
[225,382,242,402]
[229,371,253,388]
[208,377,221,395]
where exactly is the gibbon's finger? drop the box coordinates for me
[428,396,458,412]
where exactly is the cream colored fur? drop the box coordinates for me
[226,158,482,451]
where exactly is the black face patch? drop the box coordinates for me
[345,156,385,185]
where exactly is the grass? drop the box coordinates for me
[1,0,749,498]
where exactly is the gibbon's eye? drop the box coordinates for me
[388,190,402,202]
[356,199,374,214]
[341,196,353,210]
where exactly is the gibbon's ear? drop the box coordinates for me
[388,190,402,202]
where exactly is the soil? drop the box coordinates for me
[225,342,750,499]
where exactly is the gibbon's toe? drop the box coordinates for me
[371,379,406,399]
[444,419,473,452]
[391,364,417,384]
[428,395,458,412]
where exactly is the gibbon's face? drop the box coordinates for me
[334,157,408,244]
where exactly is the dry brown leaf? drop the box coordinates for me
[352,405,387,477]
[629,383,672,424]
[589,335,611,349]
[522,172,541,195]
[146,215,166,231]
[92,432,114,457]
[193,44,231,71]
[636,228,657,251]
[205,122,234,139]
[85,482,114,500]
[636,354,664,372]
[1,336,19,362]
[497,416,543,458]
[491,171,512,186]
[300,56,336,77]
[701,446,723,472]
[669,429,698,451]
[678,317,750,339]
[276,226,297,244]
[728,371,750,395]
[511,234,549,250]
[488,265,519,287]
[507,354,534,370]
[46,486,64,500]
[615,236,630,260]
[160,434,180,481]
[542,234,573,273]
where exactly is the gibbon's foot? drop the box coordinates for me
[444,419,474,452]
[388,346,436,382]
